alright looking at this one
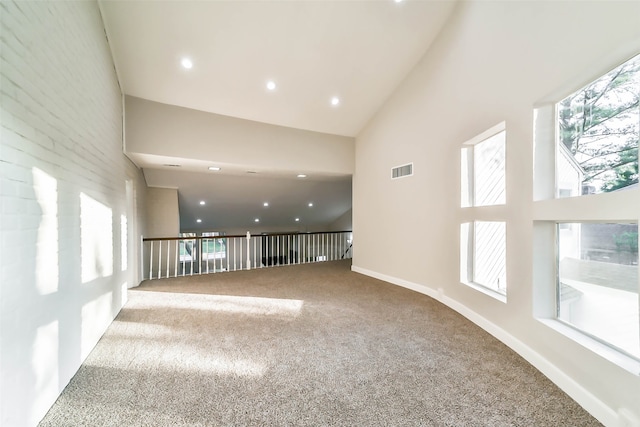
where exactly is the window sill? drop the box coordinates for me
[460,281,507,304]
[537,318,640,376]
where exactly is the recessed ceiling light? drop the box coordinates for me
[199,201,206,205]
[263,202,269,207]
[266,80,276,91]
[308,202,313,207]
[196,219,202,223]
[295,218,300,222]
[331,97,340,106]
[254,218,260,222]
[394,0,403,3]
[181,58,193,69]
[208,166,221,171]
[297,174,307,178]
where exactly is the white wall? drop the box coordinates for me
[146,187,180,238]
[126,95,355,175]
[0,2,147,426]
[353,1,640,426]
[329,208,352,231]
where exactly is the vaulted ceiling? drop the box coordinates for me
[99,0,457,231]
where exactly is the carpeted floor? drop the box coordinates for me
[39,260,601,426]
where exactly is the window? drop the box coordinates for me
[460,123,507,301]
[179,232,196,262]
[557,53,639,197]
[461,221,507,297]
[558,222,639,359]
[533,53,640,369]
[461,123,506,207]
[201,231,226,260]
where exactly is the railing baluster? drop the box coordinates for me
[174,240,178,277]
[182,239,185,275]
[246,232,251,270]
[167,240,171,279]
[157,240,162,279]
[205,239,209,274]
[198,238,202,275]
[330,233,334,261]
[235,237,239,271]
[190,239,194,275]
[148,241,153,279]
[239,237,242,270]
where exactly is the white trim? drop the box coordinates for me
[538,318,640,376]
[350,264,622,427]
[535,45,640,107]
[460,279,507,303]
[462,121,506,147]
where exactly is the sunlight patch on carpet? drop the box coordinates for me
[132,291,304,319]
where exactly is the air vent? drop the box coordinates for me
[391,163,413,179]
[163,164,181,168]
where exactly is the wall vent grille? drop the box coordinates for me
[392,163,413,179]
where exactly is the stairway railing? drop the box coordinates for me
[142,231,352,280]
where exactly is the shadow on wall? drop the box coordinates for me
[3,166,130,426]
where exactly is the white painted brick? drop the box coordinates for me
[0,178,19,198]
[0,213,19,231]
[1,1,147,426]
[1,162,30,184]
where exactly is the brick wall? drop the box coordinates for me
[0,2,147,426]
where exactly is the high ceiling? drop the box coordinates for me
[99,0,457,231]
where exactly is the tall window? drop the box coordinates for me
[534,53,639,367]
[553,54,640,360]
[461,123,507,300]
[557,54,639,197]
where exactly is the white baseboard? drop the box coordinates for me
[350,264,625,427]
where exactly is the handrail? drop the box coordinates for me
[141,230,353,280]
[142,230,353,242]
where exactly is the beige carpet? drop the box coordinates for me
[39,260,601,426]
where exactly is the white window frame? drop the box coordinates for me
[460,122,508,302]
[460,221,507,302]
[532,49,640,373]
[461,122,506,208]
